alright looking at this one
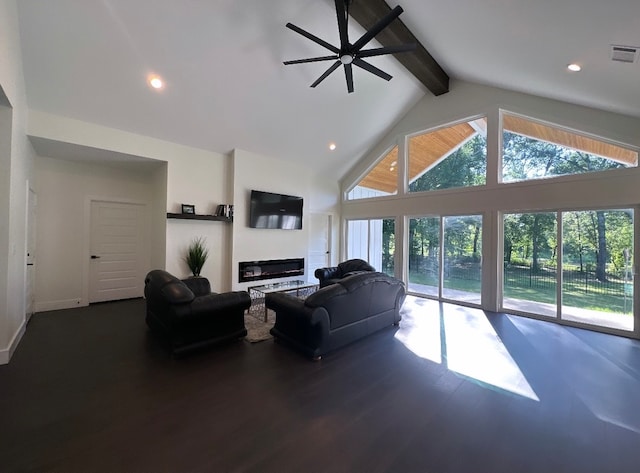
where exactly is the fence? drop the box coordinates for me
[505,263,630,298]
[409,256,631,299]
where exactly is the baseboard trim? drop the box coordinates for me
[35,298,85,312]
[0,319,26,365]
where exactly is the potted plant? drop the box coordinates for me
[184,236,209,277]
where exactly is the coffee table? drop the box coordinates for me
[248,280,319,322]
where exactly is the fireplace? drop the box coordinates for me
[239,258,305,283]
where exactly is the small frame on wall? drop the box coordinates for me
[181,204,195,214]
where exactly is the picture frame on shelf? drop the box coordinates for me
[181,204,195,214]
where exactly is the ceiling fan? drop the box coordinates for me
[283,0,416,93]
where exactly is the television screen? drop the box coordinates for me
[249,190,303,229]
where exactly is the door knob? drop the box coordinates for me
[91,255,101,259]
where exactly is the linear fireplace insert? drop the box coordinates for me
[239,258,304,283]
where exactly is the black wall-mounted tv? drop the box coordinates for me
[249,190,303,230]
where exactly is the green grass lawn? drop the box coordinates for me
[410,269,633,314]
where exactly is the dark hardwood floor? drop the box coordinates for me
[1,296,639,473]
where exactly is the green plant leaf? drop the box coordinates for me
[184,236,209,276]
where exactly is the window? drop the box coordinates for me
[347,146,398,200]
[502,113,637,183]
[408,118,487,193]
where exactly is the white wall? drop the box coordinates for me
[33,157,166,310]
[0,0,37,364]
[230,149,339,290]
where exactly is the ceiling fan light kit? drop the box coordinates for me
[284,0,416,93]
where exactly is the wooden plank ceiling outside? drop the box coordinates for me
[358,146,399,194]
[357,121,477,194]
[503,114,638,166]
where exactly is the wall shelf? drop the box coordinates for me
[166,213,232,223]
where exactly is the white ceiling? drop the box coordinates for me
[16,0,640,180]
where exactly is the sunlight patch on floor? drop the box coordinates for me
[509,315,640,433]
[396,296,539,401]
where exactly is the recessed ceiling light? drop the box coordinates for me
[329,143,337,151]
[148,74,164,89]
[567,63,581,72]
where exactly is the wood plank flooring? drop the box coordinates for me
[1,296,639,472]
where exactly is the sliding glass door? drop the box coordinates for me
[503,212,557,317]
[408,215,483,305]
[408,217,440,297]
[443,215,482,304]
[561,209,634,331]
[502,208,634,333]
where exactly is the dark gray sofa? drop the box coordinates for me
[266,271,405,360]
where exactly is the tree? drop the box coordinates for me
[409,135,486,192]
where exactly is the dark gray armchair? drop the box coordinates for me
[144,270,250,355]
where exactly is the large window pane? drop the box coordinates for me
[561,209,634,331]
[502,212,558,317]
[443,215,482,304]
[347,218,395,276]
[408,118,487,193]
[502,113,637,183]
[408,217,440,297]
[347,147,398,200]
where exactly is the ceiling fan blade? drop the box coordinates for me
[353,58,392,81]
[344,63,354,93]
[286,23,340,54]
[311,60,341,88]
[284,55,338,65]
[358,43,417,59]
[351,5,404,51]
[335,0,349,49]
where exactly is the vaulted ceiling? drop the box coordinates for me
[16,0,640,180]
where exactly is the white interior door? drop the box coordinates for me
[307,213,331,282]
[89,201,148,303]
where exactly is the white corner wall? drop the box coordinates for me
[0,0,36,364]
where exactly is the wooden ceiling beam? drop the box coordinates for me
[349,0,449,96]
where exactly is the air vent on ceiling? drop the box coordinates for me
[610,45,639,63]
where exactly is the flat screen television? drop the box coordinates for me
[249,190,303,229]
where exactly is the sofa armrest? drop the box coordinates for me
[265,291,306,314]
[175,291,251,323]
